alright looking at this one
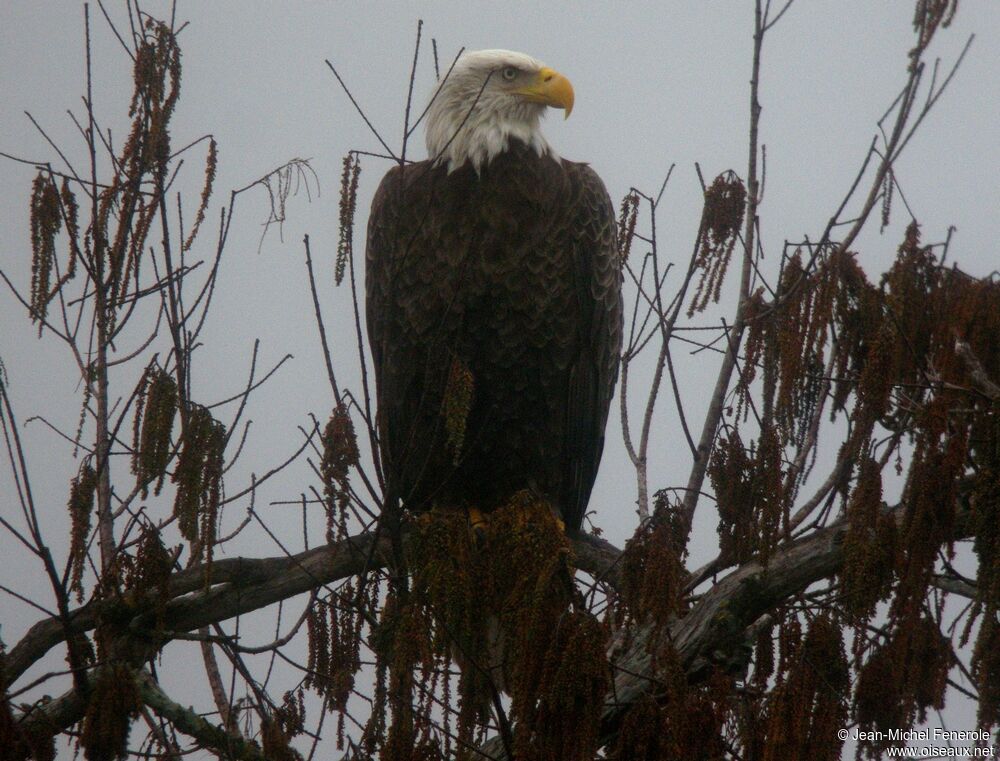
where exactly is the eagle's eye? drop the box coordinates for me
[500,66,519,82]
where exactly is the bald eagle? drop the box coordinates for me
[365,49,622,535]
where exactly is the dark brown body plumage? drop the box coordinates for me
[365,142,622,534]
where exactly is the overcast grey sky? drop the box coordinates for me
[2,2,998,757]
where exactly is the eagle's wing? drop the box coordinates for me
[558,162,623,533]
[365,161,466,509]
[365,163,429,505]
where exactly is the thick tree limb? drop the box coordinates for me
[955,339,1000,402]
[607,514,846,716]
[4,529,621,690]
[11,669,267,761]
[5,532,384,688]
[476,501,975,759]
[8,529,619,745]
[476,515,849,759]
[136,670,267,761]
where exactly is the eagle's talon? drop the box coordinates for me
[468,507,488,547]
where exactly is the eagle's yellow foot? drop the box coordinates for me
[467,507,488,546]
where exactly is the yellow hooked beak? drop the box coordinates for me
[514,67,575,118]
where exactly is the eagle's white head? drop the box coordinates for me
[425,49,575,173]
